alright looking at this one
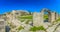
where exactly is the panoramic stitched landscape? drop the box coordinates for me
[0,0,60,32]
[0,8,60,32]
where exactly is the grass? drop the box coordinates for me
[17,26,24,30]
[17,15,32,22]
[30,26,37,31]
[17,15,32,19]
[20,19,25,22]
[17,14,48,20]
[53,17,60,24]
[30,26,46,31]
[37,26,46,30]
[56,17,60,22]
[44,14,48,20]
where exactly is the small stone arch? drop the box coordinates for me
[40,8,51,22]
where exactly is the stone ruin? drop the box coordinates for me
[33,8,59,27]
[0,8,60,32]
[0,18,5,32]
[5,8,59,29]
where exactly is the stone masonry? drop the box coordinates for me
[33,8,59,26]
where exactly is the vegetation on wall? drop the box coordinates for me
[53,17,60,24]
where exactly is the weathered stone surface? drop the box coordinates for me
[51,12,56,23]
[46,22,60,32]
[0,19,5,32]
[33,12,43,26]
[19,29,30,32]
[55,24,60,32]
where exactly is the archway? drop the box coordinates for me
[41,8,51,22]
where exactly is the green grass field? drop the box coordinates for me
[20,15,32,19]
[17,15,32,19]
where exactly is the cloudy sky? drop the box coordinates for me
[0,0,60,14]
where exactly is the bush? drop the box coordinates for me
[37,26,46,30]
[17,26,24,30]
[30,26,37,31]
[30,26,46,31]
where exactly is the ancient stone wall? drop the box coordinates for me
[56,13,59,19]
[33,12,41,26]
[33,9,59,26]
[50,12,56,23]
[0,19,5,32]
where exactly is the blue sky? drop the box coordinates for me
[0,0,60,14]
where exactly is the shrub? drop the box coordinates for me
[30,26,37,31]
[30,26,46,31]
[37,26,46,30]
[17,26,24,30]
